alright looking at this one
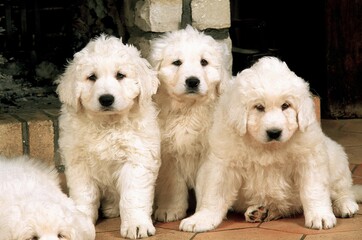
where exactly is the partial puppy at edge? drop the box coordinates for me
[0,155,95,240]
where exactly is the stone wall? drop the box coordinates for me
[124,0,232,72]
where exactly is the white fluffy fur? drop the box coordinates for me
[0,155,95,240]
[56,34,161,239]
[148,26,231,222]
[180,56,362,232]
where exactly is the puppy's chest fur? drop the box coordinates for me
[61,114,154,164]
[159,103,215,185]
[234,147,302,211]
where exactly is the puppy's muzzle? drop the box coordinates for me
[185,77,200,93]
[266,128,282,141]
[99,94,115,107]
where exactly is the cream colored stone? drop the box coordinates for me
[191,0,231,30]
[134,0,182,32]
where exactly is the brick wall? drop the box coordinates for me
[0,110,62,170]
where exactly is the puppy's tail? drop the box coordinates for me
[352,185,362,203]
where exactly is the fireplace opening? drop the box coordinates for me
[0,0,127,113]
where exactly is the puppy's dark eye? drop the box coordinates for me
[281,102,290,111]
[58,233,65,239]
[172,60,182,66]
[116,72,126,80]
[30,236,39,240]
[87,74,97,81]
[255,104,265,112]
[200,59,208,66]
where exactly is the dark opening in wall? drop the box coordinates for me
[0,0,127,113]
[229,0,327,115]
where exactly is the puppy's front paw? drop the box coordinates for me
[179,210,223,232]
[120,219,156,239]
[154,208,187,222]
[245,205,269,222]
[304,211,336,229]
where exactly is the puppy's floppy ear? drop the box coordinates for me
[216,64,232,95]
[225,94,248,136]
[297,82,317,132]
[55,57,81,111]
[215,40,232,95]
[224,71,252,136]
[136,56,160,103]
[148,37,167,70]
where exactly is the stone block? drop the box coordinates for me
[0,114,23,157]
[134,0,182,32]
[15,111,55,167]
[191,0,231,30]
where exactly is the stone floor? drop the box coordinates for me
[95,119,362,240]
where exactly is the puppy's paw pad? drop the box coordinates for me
[245,205,269,222]
[154,208,187,222]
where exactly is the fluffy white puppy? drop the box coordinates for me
[56,34,160,239]
[180,56,362,232]
[0,155,95,240]
[148,26,231,222]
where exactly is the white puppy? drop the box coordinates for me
[148,26,231,222]
[0,155,95,240]
[180,56,362,232]
[56,34,160,239]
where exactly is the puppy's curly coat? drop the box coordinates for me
[180,56,362,232]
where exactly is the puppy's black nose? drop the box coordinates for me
[99,94,115,107]
[266,129,282,140]
[185,77,200,89]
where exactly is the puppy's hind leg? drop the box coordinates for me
[331,176,359,218]
[328,139,359,218]
[352,184,362,202]
[154,162,188,222]
[101,188,120,218]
